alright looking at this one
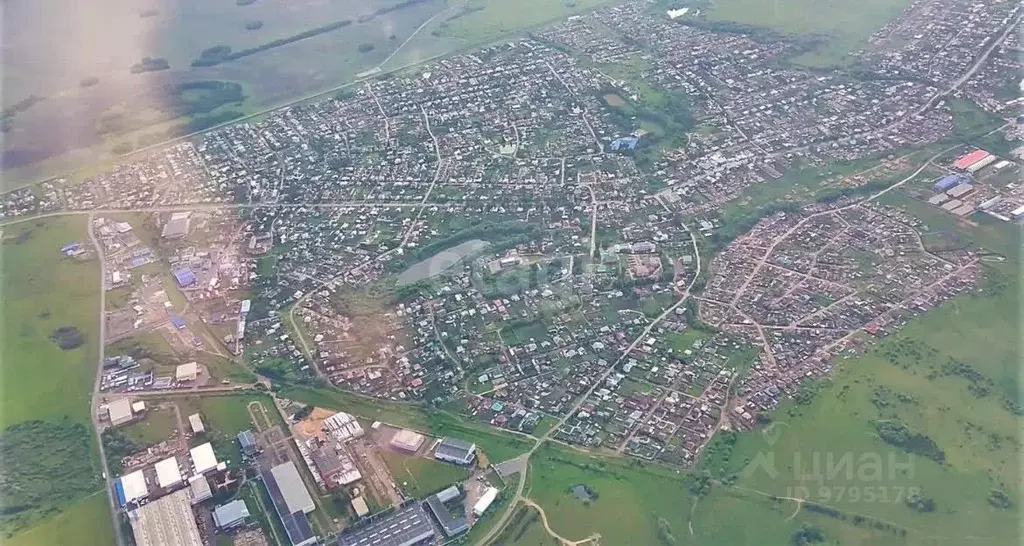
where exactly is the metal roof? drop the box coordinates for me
[336,503,435,546]
[130,489,202,546]
[270,462,315,514]
[189,442,218,474]
[213,499,250,529]
[260,469,317,546]
[426,496,469,537]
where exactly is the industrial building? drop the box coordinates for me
[162,213,191,239]
[213,499,250,529]
[933,173,970,193]
[108,398,134,426]
[389,429,425,452]
[261,464,318,546]
[116,470,149,506]
[351,496,370,518]
[311,441,362,487]
[155,456,183,489]
[189,442,219,474]
[946,183,974,198]
[336,503,435,546]
[270,462,316,513]
[238,430,258,456]
[189,474,212,504]
[425,494,468,537]
[172,268,197,287]
[473,487,499,516]
[966,154,997,173]
[176,362,198,382]
[953,149,991,170]
[188,413,205,434]
[323,411,364,441]
[129,489,202,546]
[434,437,476,465]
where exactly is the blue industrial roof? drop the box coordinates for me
[173,268,197,287]
[114,479,126,506]
[171,316,186,329]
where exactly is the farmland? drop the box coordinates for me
[0,217,111,541]
[702,0,911,67]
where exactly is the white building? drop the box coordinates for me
[473,487,499,516]
[155,457,183,489]
[323,411,364,441]
[189,443,218,474]
[108,398,134,426]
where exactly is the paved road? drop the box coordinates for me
[87,213,126,546]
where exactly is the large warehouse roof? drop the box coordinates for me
[155,457,182,489]
[108,398,133,424]
[261,468,317,546]
[323,411,364,441]
[129,489,202,546]
[190,442,218,474]
[270,462,315,514]
[336,503,435,546]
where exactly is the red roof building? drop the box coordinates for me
[953,149,990,170]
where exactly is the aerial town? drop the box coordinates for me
[1,0,1021,545]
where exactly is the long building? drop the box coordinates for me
[261,463,318,546]
[336,503,435,546]
[129,489,202,546]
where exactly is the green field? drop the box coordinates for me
[0,217,112,541]
[701,274,1021,543]
[525,444,907,545]
[379,450,471,497]
[122,406,179,446]
[0,218,99,426]
[5,494,114,546]
[490,504,560,546]
[702,0,910,67]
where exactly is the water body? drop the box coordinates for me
[397,239,490,286]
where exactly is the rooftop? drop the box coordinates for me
[129,489,202,546]
[336,503,435,546]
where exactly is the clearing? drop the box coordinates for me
[397,239,490,286]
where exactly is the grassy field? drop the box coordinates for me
[6,494,114,546]
[702,0,910,67]
[0,217,99,427]
[524,444,907,545]
[379,450,471,497]
[0,217,112,541]
[490,504,560,546]
[122,406,179,446]
[702,270,1021,543]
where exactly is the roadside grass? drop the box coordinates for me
[490,504,559,546]
[378,450,471,497]
[6,494,114,546]
[122,406,179,446]
[702,0,911,67]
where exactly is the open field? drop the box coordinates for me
[0,217,99,426]
[378,450,470,497]
[525,444,907,545]
[6,494,114,546]
[177,393,284,465]
[702,0,910,67]
[705,270,1021,543]
[122,406,179,446]
[0,216,111,541]
[489,504,560,546]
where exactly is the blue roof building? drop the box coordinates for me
[173,268,197,287]
[171,316,186,329]
[934,174,969,192]
[213,500,251,529]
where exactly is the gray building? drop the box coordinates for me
[336,503,435,546]
[434,437,476,465]
[213,500,250,529]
